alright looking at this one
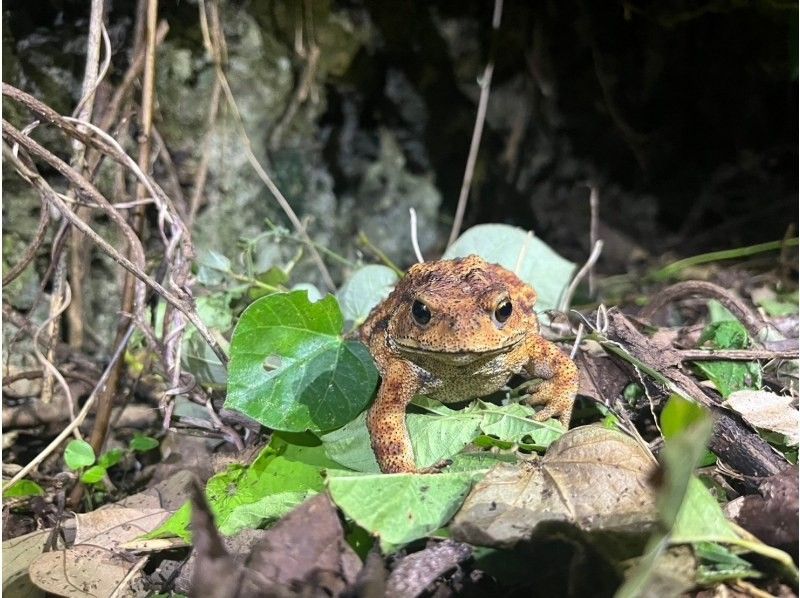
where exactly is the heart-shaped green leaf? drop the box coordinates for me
[225,291,379,432]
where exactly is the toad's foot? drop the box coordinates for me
[527,378,575,428]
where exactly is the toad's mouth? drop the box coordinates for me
[393,334,524,363]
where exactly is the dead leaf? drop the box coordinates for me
[187,485,361,597]
[28,545,140,598]
[75,506,171,550]
[386,539,471,598]
[2,528,53,597]
[726,390,799,446]
[117,469,196,511]
[451,425,659,549]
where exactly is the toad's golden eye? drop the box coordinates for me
[411,300,431,325]
[494,299,512,324]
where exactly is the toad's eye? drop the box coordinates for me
[411,300,431,325]
[494,299,512,324]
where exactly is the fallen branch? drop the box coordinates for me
[602,309,788,493]
[679,348,798,361]
[640,280,775,346]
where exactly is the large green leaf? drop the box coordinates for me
[321,399,564,473]
[145,435,340,541]
[443,224,575,311]
[225,291,379,432]
[327,456,495,551]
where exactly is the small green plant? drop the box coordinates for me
[64,435,160,488]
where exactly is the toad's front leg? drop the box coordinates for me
[523,335,579,428]
[367,360,421,473]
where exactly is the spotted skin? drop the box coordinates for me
[359,255,579,473]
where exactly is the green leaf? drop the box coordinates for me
[146,435,340,541]
[322,399,563,473]
[182,294,233,387]
[694,360,761,398]
[146,502,192,542]
[443,224,575,311]
[96,448,124,469]
[327,463,490,551]
[196,249,232,286]
[694,317,761,398]
[64,439,95,470]
[129,435,160,453]
[698,320,748,349]
[3,480,45,499]
[225,291,379,432]
[80,465,107,484]
[337,265,399,327]
[248,267,290,300]
[660,395,707,440]
[219,491,314,535]
[671,479,741,545]
[695,542,761,584]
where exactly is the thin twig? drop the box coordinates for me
[679,349,799,361]
[588,185,599,296]
[83,0,160,493]
[5,326,135,489]
[32,283,81,438]
[2,197,49,285]
[67,0,107,348]
[560,239,604,312]
[187,76,221,229]
[446,0,503,247]
[2,138,227,364]
[409,208,424,263]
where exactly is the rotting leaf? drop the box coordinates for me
[74,506,171,550]
[225,291,378,432]
[451,425,659,549]
[724,466,798,553]
[386,539,472,598]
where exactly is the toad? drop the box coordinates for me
[359,255,579,473]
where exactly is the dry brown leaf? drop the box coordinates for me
[726,390,799,446]
[74,506,171,551]
[2,528,52,597]
[28,545,139,598]
[451,425,659,548]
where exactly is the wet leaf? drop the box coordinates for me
[328,463,489,551]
